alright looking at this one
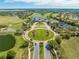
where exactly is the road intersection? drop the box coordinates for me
[23,22,58,59]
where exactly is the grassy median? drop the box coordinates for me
[39,43,44,59]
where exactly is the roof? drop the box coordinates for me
[58,22,65,25]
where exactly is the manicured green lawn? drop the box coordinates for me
[61,37,79,59]
[0,34,15,52]
[35,22,47,28]
[39,43,44,59]
[36,22,45,26]
[11,35,27,59]
[0,16,24,25]
[0,16,27,30]
[28,29,54,41]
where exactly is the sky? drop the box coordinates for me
[0,0,79,9]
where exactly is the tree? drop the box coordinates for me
[0,55,5,59]
[20,41,28,48]
[55,35,62,45]
[48,40,59,50]
[60,32,71,39]
[7,50,16,59]
[15,30,23,35]
[46,43,54,50]
[0,25,7,29]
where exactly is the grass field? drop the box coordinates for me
[61,37,79,59]
[0,16,28,30]
[28,29,54,41]
[0,16,25,25]
[12,35,27,59]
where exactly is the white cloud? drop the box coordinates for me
[55,0,79,4]
[4,0,79,6]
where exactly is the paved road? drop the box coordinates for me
[33,42,39,59]
[44,42,51,59]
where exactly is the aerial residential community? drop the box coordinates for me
[0,0,79,59]
[0,9,79,59]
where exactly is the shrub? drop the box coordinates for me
[48,40,59,50]
[55,35,62,45]
[0,55,5,59]
[39,43,43,47]
[61,33,71,39]
[7,50,16,59]
[20,41,28,48]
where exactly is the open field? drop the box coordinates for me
[28,29,54,41]
[61,37,79,59]
[0,16,25,25]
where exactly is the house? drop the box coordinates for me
[32,16,44,22]
[58,22,65,26]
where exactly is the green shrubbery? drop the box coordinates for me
[0,55,5,59]
[55,35,62,45]
[20,41,28,48]
[7,50,16,59]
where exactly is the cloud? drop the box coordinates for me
[4,0,79,5]
[2,0,79,8]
